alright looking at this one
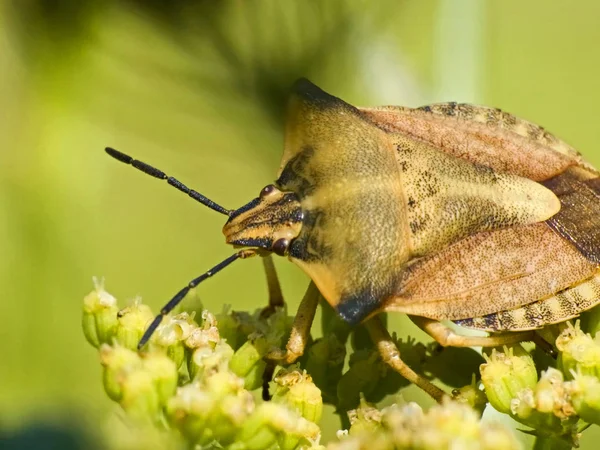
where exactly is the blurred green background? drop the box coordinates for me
[2,0,600,447]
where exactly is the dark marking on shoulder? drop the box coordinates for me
[407,197,416,209]
[419,105,432,113]
[336,288,383,325]
[292,79,359,115]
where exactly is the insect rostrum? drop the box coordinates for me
[106,78,600,401]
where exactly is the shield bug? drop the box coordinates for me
[105,79,600,401]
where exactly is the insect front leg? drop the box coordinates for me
[259,254,285,318]
[267,281,320,364]
[364,316,447,402]
[409,316,536,348]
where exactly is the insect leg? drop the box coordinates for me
[259,254,285,319]
[409,316,535,348]
[259,255,285,399]
[365,316,447,402]
[267,281,320,364]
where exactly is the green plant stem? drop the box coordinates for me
[533,436,571,450]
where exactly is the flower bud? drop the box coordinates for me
[142,351,178,405]
[82,277,119,348]
[508,368,578,444]
[480,345,537,414]
[229,333,270,389]
[165,383,215,445]
[216,305,245,350]
[452,375,487,417]
[348,397,382,437]
[188,340,234,380]
[557,322,600,379]
[166,369,254,447]
[185,311,220,349]
[235,402,320,450]
[380,400,521,450]
[120,368,162,421]
[115,299,154,350]
[272,366,323,424]
[99,344,142,401]
[153,312,197,368]
[205,370,246,398]
[565,372,600,425]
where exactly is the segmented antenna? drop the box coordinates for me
[105,147,230,216]
[137,249,256,349]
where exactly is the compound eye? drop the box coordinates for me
[260,184,276,198]
[272,238,290,256]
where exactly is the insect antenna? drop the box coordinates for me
[138,249,257,349]
[105,147,230,216]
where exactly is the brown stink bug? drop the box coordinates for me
[105,79,600,401]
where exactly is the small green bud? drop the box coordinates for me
[216,305,245,350]
[557,322,600,379]
[242,359,267,391]
[229,333,270,386]
[165,383,216,444]
[480,345,537,414]
[115,299,154,350]
[235,402,320,450]
[272,366,323,424]
[566,371,600,425]
[167,370,254,447]
[99,344,142,401]
[120,368,162,421]
[205,370,246,398]
[82,277,119,348]
[141,351,178,406]
[452,375,487,417]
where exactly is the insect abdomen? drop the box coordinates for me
[454,271,600,331]
[454,166,600,331]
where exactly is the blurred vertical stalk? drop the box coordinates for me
[433,0,486,101]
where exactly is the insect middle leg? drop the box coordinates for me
[409,316,536,347]
[364,316,447,402]
[267,281,320,364]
